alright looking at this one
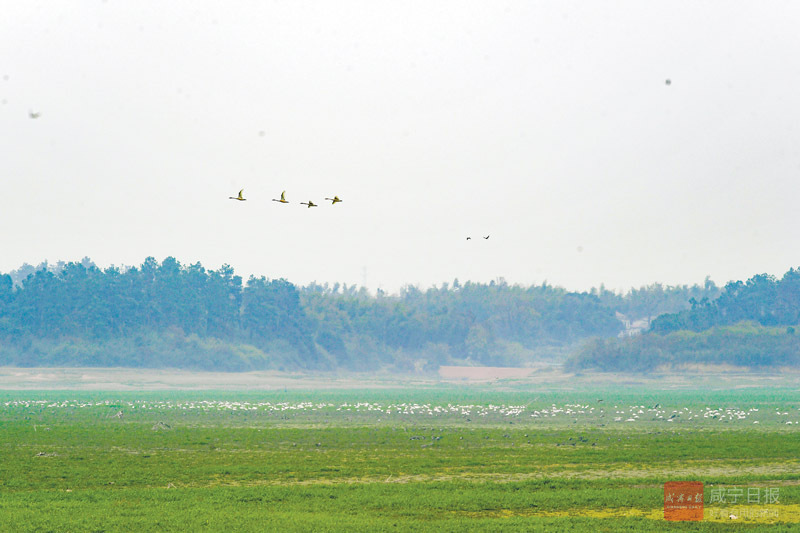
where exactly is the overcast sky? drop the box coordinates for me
[2,1,798,293]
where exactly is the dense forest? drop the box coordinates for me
[568,268,800,371]
[0,257,721,372]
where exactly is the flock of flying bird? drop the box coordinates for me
[28,111,491,240]
[228,188,488,241]
[32,106,492,241]
[228,189,341,208]
[28,107,490,241]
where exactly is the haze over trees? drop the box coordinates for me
[569,268,800,372]
[0,257,723,372]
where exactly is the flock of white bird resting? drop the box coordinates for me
[228,189,341,209]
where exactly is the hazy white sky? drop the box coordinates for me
[2,1,798,293]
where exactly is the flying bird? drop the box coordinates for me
[229,189,246,201]
[300,200,317,208]
[29,110,40,119]
[466,237,472,240]
[483,235,490,240]
[325,196,342,204]
[272,190,289,203]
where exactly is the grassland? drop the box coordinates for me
[1,386,799,531]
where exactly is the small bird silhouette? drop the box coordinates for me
[325,196,342,204]
[300,200,317,208]
[229,189,246,201]
[272,190,289,203]
[483,235,490,240]
[466,237,472,240]
[29,110,40,119]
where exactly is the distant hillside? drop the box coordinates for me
[650,269,800,333]
[568,268,800,372]
[0,257,719,371]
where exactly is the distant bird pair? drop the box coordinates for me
[467,235,490,240]
[229,189,342,208]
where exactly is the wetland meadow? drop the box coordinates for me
[1,369,799,531]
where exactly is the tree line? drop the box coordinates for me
[0,257,721,371]
[650,269,800,333]
[569,268,800,371]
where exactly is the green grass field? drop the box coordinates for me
[1,387,799,531]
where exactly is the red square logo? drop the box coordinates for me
[664,481,703,521]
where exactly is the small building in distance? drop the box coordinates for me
[615,312,654,338]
